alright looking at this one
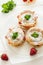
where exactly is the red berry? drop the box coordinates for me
[30,0,33,2]
[19,22,22,24]
[1,54,8,61]
[30,48,37,56]
[23,0,27,2]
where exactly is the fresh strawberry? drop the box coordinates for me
[23,0,27,2]
[1,54,8,61]
[30,48,37,56]
[30,0,33,2]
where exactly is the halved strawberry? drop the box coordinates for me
[30,0,33,2]
[23,0,27,2]
[30,48,37,56]
[1,54,8,61]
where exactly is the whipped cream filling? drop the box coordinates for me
[21,13,35,25]
[28,31,43,43]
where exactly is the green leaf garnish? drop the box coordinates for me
[31,32,39,38]
[2,8,9,13]
[7,0,16,10]
[2,0,16,13]
[2,3,8,9]
[12,32,18,40]
[24,15,31,20]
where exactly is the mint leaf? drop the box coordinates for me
[31,32,39,38]
[2,0,16,13]
[2,3,8,9]
[24,15,31,20]
[2,8,9,13]
[7,0,16,10]
[12,32,18,40]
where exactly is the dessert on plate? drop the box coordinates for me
[26,27,43,46]
[5,27,24,47]
[23,0,36,5]
[17,10,38,30]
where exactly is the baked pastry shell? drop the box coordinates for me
[5,28,25,47]
[17,10,38,30]
[26,27,43,46]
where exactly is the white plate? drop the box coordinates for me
[0,39,5,52]
[0,0,43,64]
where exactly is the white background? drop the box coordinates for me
[0,0,43,65]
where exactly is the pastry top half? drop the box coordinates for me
[5,27,24,47]
[26,27,43,46]
[17,10,38,30]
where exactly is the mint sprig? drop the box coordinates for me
[2,0,16,13]
[31,32,39,38]
[24,15,31,20]
[12,32,18,40]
